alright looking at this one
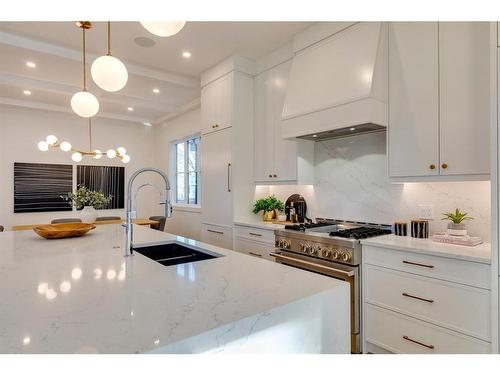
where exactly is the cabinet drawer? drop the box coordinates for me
[365,304,490,354]
[234,237,274,261]
[234,225,275,244]
[365,265,490,341]
[363,245,490,289]
[201,223,233,250]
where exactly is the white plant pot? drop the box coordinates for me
[446,223,467,236]
[80,206,98,224]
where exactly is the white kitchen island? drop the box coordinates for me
[0,225,349,354]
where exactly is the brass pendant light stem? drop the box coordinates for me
[107,21,111,55]
[88,118,93,152]
[83,27,87,91]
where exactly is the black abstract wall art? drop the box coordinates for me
[14,162,73,213]
[77,165,124,209]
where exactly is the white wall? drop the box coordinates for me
[0,104,157,229]
[255,132,491,241]
[153,107,203,240]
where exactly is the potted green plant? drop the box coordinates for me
[62,185,113,223]
[252,195,285,222]
[441,208,473,236]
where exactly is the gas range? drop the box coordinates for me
[274,218,392,266]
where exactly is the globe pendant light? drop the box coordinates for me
[91,22,128,92]
[71,21,99,118]
[140,21,186,37]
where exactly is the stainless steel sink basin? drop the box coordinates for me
[132,243,219,266]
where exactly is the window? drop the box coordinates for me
[174,136,200,205]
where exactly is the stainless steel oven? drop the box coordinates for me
[270,248,360,353]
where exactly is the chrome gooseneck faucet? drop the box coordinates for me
[124,167,172,257]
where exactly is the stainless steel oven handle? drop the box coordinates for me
[270,252,354,277]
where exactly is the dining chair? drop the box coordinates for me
[96,216,122,221]
[51,218,82,224]
[0,225,4,232]
[149,216,166,232]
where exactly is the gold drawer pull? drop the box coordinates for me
[249,232,262,237]
[403,335,435,350]
[207,229,224,235]
[248,251,262,257]
[429,164,436,170]
[441,163,448,169]
[402,260,434,269]
[402,292,434,303]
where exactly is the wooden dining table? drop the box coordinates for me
[11,218,158,231]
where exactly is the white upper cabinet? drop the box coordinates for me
[388,22,439,177]
[388,22,490,180]
[254,60,314,183]
[439,22,490,176]
[201,73,233,135]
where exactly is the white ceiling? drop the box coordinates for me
[0,21,313,124]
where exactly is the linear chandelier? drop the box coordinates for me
[37,118,130,163]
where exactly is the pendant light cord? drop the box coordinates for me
[107,21,111,55]
[82,27,87,91]
[88,118,93,152]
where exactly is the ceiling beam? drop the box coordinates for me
[0,30,200,89]
[0,96,151,124]
[154,97,201,124]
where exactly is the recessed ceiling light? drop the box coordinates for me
[182,51,191,58]
[152,88,160,94]
[23,90,32,95]
[312,134,318,138]
[143,122,152,127]
[127,107,134,112]
[26,61,36,68]
[350,127,356,131]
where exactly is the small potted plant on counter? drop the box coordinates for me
[441,208,473,236]
[62,185,113,223]
[252,195,285,222]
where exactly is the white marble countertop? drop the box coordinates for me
[0,225,348,353]
[361,234,491,264]
[234,220,286,231]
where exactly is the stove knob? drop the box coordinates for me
[341,252,352,262]
[323,249,332,258]
[284,240,291,249]
[275,239,280,247]
[332,250,339,259]
[299,243,305,251]
[310,247,318,255]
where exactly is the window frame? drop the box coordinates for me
[172,134,201,207]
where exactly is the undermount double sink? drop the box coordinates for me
[132,243,219,267]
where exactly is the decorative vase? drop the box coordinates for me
[80,206,98,224]
[263,210,276,222]
[446,222,467,236]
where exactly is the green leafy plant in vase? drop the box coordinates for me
[252,195,285,222]
[61,185,113,223]
[441,208,473,236]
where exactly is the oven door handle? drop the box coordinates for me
[270,252,355,277]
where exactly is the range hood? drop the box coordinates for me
[281,22,388,140]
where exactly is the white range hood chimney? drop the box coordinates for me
[281,22,388,140]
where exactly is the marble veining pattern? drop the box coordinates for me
[0,225,349,354]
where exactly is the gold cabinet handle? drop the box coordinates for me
[249,232,262,237]
[268,174,273,178]
[441,163,448,169]
[273,174,277,178]
[207,229,224,235]
[429,164,436,170]
[248,251,262,257]
[402,260,434,269]
[402,292,434,303]
[403,335,435,350]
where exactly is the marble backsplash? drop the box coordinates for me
[255,132,491,241]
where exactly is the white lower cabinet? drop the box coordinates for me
[233,224,275,261]
[362,245,491,353]
[201,223,233,250]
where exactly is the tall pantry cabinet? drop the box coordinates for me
[388,22,490,180]
[199,60,254,249]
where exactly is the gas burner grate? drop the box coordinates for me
[329,227,392,239]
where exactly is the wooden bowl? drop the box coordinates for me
[33,223,96,239]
